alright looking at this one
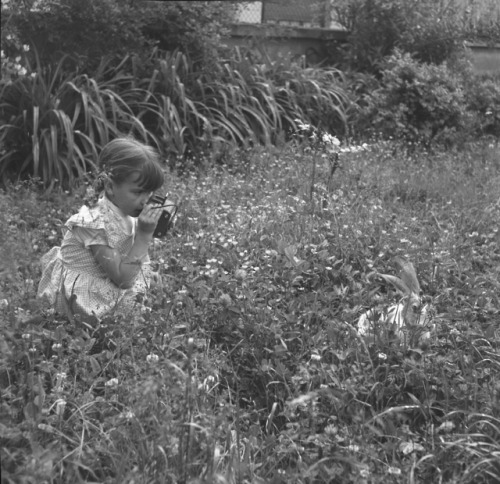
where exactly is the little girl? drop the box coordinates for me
[37,137,167,319]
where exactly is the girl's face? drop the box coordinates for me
[106,173,153,217]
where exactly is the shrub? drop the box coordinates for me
[1,0,239,76]
[331,0,468,73]
[332,0,408,73]
[362,51,467,147]
[464,73,500,138]
[2,0,153,75]
[341,70,381,140]
[397,1,466,65]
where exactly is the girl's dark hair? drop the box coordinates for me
[99,137,164,192]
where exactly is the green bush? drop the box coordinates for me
[464,73,500,138]
[361,51,467,147]
[332,0,468,73]
[1,0,238,75]
[2,0,153,74]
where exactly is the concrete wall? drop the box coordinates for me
[466,43,500,74]
[226,24,347,66]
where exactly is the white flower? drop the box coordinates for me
[219,294,232,306]
[146,353,159,363]
[120,410,135,420]
[199,375,219,392]
[387,466,401,475]
[378,352,387,361]
[105,378,119,388]
[322,133,340,149]
[234,269,247,280]
[359,467,370,478]
[437,421,455,433]
[399,441,425,454]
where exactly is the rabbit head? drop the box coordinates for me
[375,257,426,327]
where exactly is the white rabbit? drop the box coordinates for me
[358,257,434,342]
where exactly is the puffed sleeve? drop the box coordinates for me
[64,205,112,247]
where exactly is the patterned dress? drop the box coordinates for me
[37,196,151,318]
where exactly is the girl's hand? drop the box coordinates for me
[137,203,162,235]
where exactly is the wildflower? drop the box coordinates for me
[347,444,360,452]
[234,269,247,280]
[146,353,159,363]
[52,343,62,350]
[310,353,321,361]
[359,467,370,478]
[105,378,119,388]
[399,441,425,454]
[378,353,388,361]
[199,375,218,392]
[387,467,401,475]
[120,410,135,420]
[324,424,337,435]
[437,421,455,433]
[219,293,232,306]
[55,372,67,390]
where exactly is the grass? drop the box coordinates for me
[1,139,500,483]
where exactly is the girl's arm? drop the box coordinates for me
[90,204,161,289]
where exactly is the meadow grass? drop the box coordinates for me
[1,139,500,483]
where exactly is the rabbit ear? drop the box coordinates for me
[375,273,411,295]
[394,257,420,295]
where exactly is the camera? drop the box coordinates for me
[148,193,177,238]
